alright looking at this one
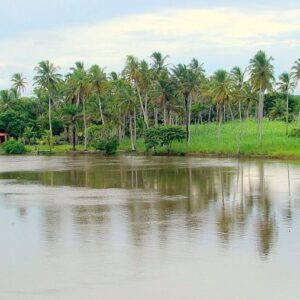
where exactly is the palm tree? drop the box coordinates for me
[151,69,177,125]
[11,73,27,97]
[172,63,201,143]
[150,52,169,77]
[123,55,149,128]
[0,89,15,111]
[230,67,245,121]
[89,65,107,124]
[210,70,232,139]
[292,58,300,82]
[67,62,90,150]
[248,50,274,142]
[137,60,152,127]
[277,72,296,135]
[269,99,286,120]
[33,61,61,148]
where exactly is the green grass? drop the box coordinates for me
[25,143,91,154]
[120,120,300,158]
[176,120,300,157]
[5,120,300,158]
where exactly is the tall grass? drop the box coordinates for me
[120,120,300,157]
[173,120,300,157]
[23,120,300,158]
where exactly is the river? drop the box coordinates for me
[0,155,299,299]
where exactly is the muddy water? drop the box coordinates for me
[0,155,299,299]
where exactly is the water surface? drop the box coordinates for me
[0,155,299,299]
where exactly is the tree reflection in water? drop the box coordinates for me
[0,156,297,258]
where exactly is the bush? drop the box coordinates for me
[88,124,119,155]
[144,126,186,152]
[1,139,26,154]
[289,127,300,138]
[92,136,119,155]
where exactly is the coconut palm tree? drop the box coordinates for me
[277,72,296,135]
[292,58,300,83]
[88,65,107,124]
[11,73,27,97]
[67,62,90,150]
[248,50,274,142]
[150,52,169,76]
[33,61,61,148]
[150,69,177,125]
[123,55,149,128]
[172,63,201,143]
[0,89,15,111]
[230,67,246,121]
[210,69,232,138]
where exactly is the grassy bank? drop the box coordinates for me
[120,120,300,158]
[3,120,300,159]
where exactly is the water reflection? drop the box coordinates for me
[0,156,298,260]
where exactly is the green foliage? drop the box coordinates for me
[288,127,300,138]
[92,136,119,155]
[40,130,54,151]
[88,124,119,154]
[1,139,26,154]
[144,126,186,152]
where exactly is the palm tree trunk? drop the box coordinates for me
[133,105,137,146]
[72,118,76,151]
[136,85,148,128]
[257,88,264,143]
[129,113,135,151]
[228,103,234,120]
[163,102,167,126]
[48,93,53,150]
[218,104,223,142]
[154,108,158,126]
[184,94,189,143]
[286,93,289,136]
[188,94,192,143]
[83,98,87,150]
[97,93,105,125]
[208,105,212,122]
[238,100,242,122]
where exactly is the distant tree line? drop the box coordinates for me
[1,50,300,150]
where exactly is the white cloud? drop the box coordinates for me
[0,7,300,92]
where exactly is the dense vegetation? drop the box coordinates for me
[1,50,300,156]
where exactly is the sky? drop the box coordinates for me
[0,0,300,93]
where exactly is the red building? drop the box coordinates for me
[0,130,9,144]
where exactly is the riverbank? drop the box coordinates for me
[2,120,300,159]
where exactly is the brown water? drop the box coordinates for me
[0,155,299,300]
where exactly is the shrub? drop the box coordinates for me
[144,126,186,152]
[289,127,300,138]
[1,139,26,154]
[92,136,119,155]
[89,124,119,155]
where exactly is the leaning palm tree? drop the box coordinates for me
[11,73,27,97]
[277,73,296,135]
[123,55,149,128]
[248,50,274,142]
[88,65,107,124]
[33,61,61,148]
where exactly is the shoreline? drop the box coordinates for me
[4,149,300,161]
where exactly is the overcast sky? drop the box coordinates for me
[0,0,300,93]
